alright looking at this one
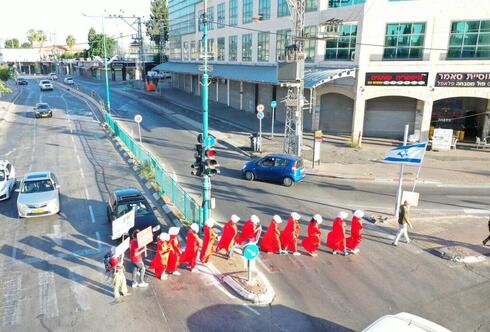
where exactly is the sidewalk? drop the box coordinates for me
[117,84,490,186]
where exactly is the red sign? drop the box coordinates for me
[365,72,428,86]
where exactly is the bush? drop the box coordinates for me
[140,160,156,183]
[0,65,13,81]
[0,82,12,94]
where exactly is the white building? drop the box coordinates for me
[155,0,490,142]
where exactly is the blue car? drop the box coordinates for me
[242,154,305,187]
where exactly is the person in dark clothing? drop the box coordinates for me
[483,216,490,246]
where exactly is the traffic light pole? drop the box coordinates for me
[201,0,210,225]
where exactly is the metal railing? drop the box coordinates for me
[104,112,203,228]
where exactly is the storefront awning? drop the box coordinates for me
[154,62,356,87]
[304,68,356,89]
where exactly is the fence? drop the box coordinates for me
[104,112,203,228]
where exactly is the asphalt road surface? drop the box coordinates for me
[0,77,488,332]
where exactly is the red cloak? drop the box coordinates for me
[326,218,346,251]
[149,239,171,278]
[280,217,300,252]
[260,220,281,253]
[216,221,238,254]
[301,220,321,254]
[236,220,259,245]
[180,230,202,269]
[200,225,217,263]
[346,216,363,250]
[167,235,181,273]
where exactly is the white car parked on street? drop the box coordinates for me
[0,160,16,201]
[39,80,53,91]
[17,171,60,218]
[362,312,451,332]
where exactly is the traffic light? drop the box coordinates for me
[191,143,204,177]
[203,147,220,177]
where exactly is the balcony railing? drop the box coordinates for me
[369,53,430,62]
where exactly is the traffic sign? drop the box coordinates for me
[204,135,216,148]
[198,65,214,72]
[256,104,264,112]
[134,114,143,123]
[243,243,259,260]
[257,111,264,120]
[270,100,277,108]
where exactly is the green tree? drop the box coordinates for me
[0,65,14,81]
[27,29,47,47]
[21,41,32,48]
[88,27,97,44]
[87,33,117,58]
[146,0,169,62]
[66,35,76,49]
[4,38,20,48]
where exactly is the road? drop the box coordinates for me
[66,76,490,331]
[0,79,287,332]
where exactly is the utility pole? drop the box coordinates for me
[159,22,165,64]
[136,17,145,80]
[101,15,112,112]
[201,0,211,224]
[282,0,306,156]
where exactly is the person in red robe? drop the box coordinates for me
[301,214,323,256]
[180,223,202,272]
[149,233,172,280]
[167,227,182,275]
[216,214,239,257]
[236,215,261,245]
[346,210,364,254]
[326,211,349,256]
[280,212,301,256]
[260,215,283,254]
[200,218,218,264]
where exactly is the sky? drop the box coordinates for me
[0,0,152,49]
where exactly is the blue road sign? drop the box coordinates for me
[257,111,264,120]
[271,100,277,108]
[243,243,259,260]
[204,135,216,148]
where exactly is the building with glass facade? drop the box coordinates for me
[158,0,490,141]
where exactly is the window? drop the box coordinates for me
[217,37,225,60]
[383,22,425,60]
[242,34,253,61]
[448,20,490,59]
[277,0,290,17]
[198,10,204,32]
[243,0,253,24]
[275,158,289,167]
[183,41,189,60]
[208,38,215,60]
[191,40,197,60]
[257,32,270,61]
[306,0,317,12]
[325,24,357,60]
[329,0,365,7]
[229,35,238,61]
[208,7,214,30]
[276,29,292,61]
[217,3,225,28]
[304,26,317,62]
[169,36,182,60]
[259,157,275,167]
[229,0,238,26]
[259,0,271,20]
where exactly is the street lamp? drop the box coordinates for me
[81,13,112,113]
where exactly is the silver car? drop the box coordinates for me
[0,160,16,201]
[17,172,60,218]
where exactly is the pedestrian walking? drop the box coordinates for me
[200,218,218,264]
[181,223,202,271]
[236,215,261,245]
[260,215,284,254]
[326,212,349,256]
[280,212,301,256]
[482,216,490,246]
[167,227,182,276]
[216,215,240,256]
[346,210,364,254]
[129,229,148,288]
[301,214,323,256]
[149,232,172,280]
[392,201,413,246]
[109,246,130,299]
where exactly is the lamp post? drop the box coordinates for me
[201,0,210,224]
[82,13,111,113]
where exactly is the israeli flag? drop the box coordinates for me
[383,143,427,165]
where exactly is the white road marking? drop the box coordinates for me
[95,231,102,250]
[47,225,64,246]
[76,155,81,165]
[79,167,85,179]
[71,136,75,143]
[10,229,18,260]
[73,144,78,153]
[84,187,90,200]
[0,272,22,327]
[89,206,96,224]
[242,304,260,316]
[463,209,490,214]
[4,148,16,157]
[68,268,91,312]
[2,247,101,268]
[38,272,59,319]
